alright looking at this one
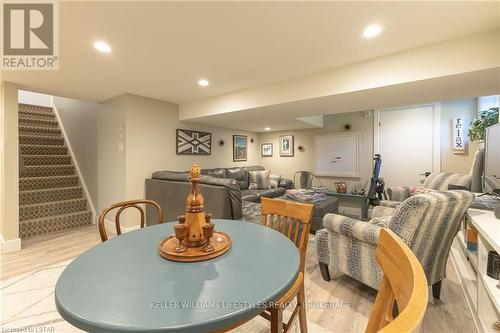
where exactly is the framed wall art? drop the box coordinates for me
[233,135,248,161]
[314,132,362,177]
[261,143,273,157]
[176,129,212,155]
[279,135,294,157]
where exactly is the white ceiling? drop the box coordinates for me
[3,1,500,104]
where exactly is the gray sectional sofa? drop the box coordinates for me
[145,166,293,224]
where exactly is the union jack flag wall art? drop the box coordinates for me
[176,129,212,155]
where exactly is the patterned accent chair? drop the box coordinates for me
[315,190,474,299]
[485,175,500,193]
[386,172,472,202]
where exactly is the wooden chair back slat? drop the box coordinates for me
[293,219,301,246]
[281,216,287,234]
[98,199,164,242]
[261,198,314,272]
[287,217,294,238]
[365,229,428,333]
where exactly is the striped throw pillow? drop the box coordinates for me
[249,170,271,190]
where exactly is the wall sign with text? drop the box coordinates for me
[452,117,467,154]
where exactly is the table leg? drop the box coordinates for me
[361,199,369,221]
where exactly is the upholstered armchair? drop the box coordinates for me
[315,190,474,299]
[386,172,472,202]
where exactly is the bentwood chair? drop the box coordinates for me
[365,228,428,333]
[98,199,164,242]
[260,197,314,333]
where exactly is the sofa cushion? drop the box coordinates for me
[241,190,259,203]
[249,170,271,190]
[241,187,287,202]
[152,170,189,181]
[269,174,281,188]
[201,168,226,178]
[278,178,294,189]
[225,167,248,189]
[256,187,287,199]
[244,166,265,173]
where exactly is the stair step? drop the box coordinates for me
[21,144,67,155]
[19,117,59,128]
[19,126,61,137]
[19,134,65,146]
[20,175,79,191]
[19,198,88,221]
[22,165,75,178]
[22,155,71,166]
[19,112,56,121]
[18,104,54,115]
[19,211,92,239]
[20,186,83,205]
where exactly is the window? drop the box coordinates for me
[478,95,499,112]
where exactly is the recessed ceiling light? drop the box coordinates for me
[94,41,111,53]
[363,24,382,38]
[198,79,209,87]
[264,127,271,131]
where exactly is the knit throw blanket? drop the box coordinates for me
[285,189,327,203]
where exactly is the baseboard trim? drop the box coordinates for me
[0,235,22,253]
[104,219,141,236]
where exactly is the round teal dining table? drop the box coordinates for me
[55,219,300,332]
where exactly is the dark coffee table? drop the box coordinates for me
[280,195,338,233]
[323,191,369,220]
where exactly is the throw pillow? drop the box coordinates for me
[248,170,271,190]
[269,174,281,188]
[410,187,434,196]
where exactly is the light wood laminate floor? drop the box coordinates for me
[1,225,476,332]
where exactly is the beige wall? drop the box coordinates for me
[441,99,480,174]
[0,82,3,239]
[125,94,260,203]
[54,96,99,208]
[0,82,19,243]
[98,94,260,227]
[259,111,374,191]
[97,95,128,220]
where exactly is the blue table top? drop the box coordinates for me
[55,220,300,333]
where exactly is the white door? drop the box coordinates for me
[375,104,441,188]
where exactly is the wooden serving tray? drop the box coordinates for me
[159,231,232,262]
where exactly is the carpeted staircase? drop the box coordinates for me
[18,103,92,238]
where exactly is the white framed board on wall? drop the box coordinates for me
[314,132,362,177]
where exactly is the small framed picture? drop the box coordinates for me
[261,143,273,157]
[279,135,294,157]
[233,135,248,161]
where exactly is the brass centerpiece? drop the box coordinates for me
[159,164,232,262]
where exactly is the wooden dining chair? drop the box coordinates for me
[365,228,428,333]
[260,197,314,333]
[98,199,164,242]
